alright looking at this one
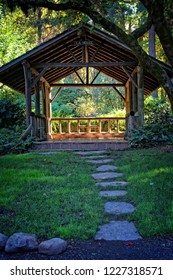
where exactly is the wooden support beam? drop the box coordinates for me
[64,44,79,62]
[90,43,102,62]
[125,86,129,114]
[74,70,85,84]
[113,86,125,101]
[31,67,50,88]
[121,66,138,88]
[35,81,40,115]
[33,61,137,68]
[90,70,101,84]
[50,83,125,88]
[82,45,86,63]
[22,60,32,127]
[51,87,62,103]
[45,85,51,138]
[31,66,48,88]
[41,82,46,116]
[86,67,89,84]
[137,65,144,127]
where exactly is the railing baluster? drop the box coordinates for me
[59,120,62,134]
[50,117,125,138]
[117,119,119,133]
[108,119,111,133]
[68,120,71,134]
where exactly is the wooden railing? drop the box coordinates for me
[50,117,126,139]
[31,114,47,139]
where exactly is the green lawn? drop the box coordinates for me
[112,148,173,236]
[0,152,104,239]
[0,148,173,240]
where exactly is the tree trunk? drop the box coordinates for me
[149,25,158,98]
[37,7,42,45]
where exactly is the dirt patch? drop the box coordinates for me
[0,236,173,260]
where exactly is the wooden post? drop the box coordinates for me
[132,73,137,113]
[35,81,40,115]
[125,82,131,115]
[22,60,32,127]
[137,65,144,127]
[45,85,51,138]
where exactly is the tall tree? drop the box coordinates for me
[149,25,158,98]
[2,0,173,110]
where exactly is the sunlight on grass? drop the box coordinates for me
[113,149,173,237]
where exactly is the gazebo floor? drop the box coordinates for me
[31,138,128,151]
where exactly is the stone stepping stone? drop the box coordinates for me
[92,172,123,180]
[75,151,106,155]
[38,152,57,155]
[96,181,128,187]
[96,165,118,172]
[86,159,113,164]
[105,202,136,214]
[82,155,107,159]
[99,190,127,197]
[95,220,142,241]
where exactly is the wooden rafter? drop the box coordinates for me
[121,66,138,88]
[90,70,101,84]
[31,67,50,88]
[32,61,137,68]
[90,43,102,62]
[113,86,125,101]
[50,83,125,88]
[74,70,85,84]
[51,87,62,103]
[64,44,79,62]
[31,66,48,88]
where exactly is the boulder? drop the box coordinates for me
[0,233,8,251]
[5,232,38,253]
[38,238,67,255]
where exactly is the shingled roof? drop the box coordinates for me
[0,23,172,95]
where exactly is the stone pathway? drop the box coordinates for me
[76,150,142,241]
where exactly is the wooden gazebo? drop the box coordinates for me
[0,24,172,141]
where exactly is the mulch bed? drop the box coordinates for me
[0,236,173,260]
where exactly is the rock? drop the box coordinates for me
[0,233,8,251]
[105,202,136,214]
[85,159,113,164]
[96,181,128,187]
[99,190,127,197]
[92,172,123,180]
[5,232,38,253]
[38,238,67,255]
[96,165,117,172]
[95,220,142,241]
[75,151,106,155]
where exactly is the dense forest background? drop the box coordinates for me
[0,1,173,151]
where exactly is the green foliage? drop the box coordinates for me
[0,98,25,128]
[0,96,34,154]
[0,127,34,155]
[0,7,36,65]
[114,149,173,236]
[129,98,173,148]
[0,152,103,239]
[51,71,125,117]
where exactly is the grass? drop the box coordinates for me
[0,152,104,239]
[0,148,173,239]
[112,148,173,237]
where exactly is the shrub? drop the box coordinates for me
[0,98,33,154]
[129,98,173,148]
[0,98,25,128]
[0,126,34,155]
